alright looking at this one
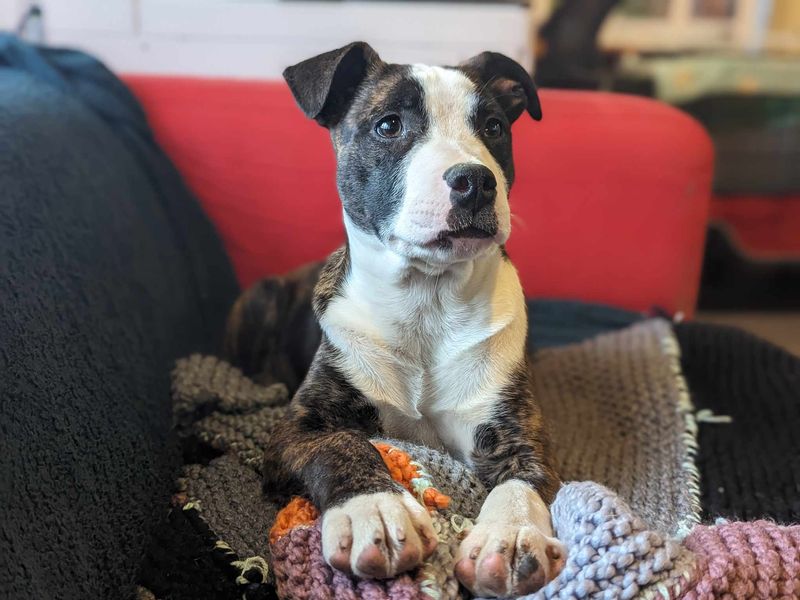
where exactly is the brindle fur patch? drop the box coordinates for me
[471,360,559,504]
[332,65,427,238]
[267,338,399,509]
[312,245,350,316]
[224,262,322,392]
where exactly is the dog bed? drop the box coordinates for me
[140,319,715,599]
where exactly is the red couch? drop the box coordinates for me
[125,76,713,316]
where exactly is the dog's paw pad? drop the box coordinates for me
[355,543,390,578]
[321,490,436,578]
[477,551,511,595]
[455,522,564,597]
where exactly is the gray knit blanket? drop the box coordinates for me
[170,319,700,599]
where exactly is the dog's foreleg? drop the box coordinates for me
[454,370,564,597]
[269,351,438,578]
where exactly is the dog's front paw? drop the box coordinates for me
[454,521,565,597]
[321,490,438,578]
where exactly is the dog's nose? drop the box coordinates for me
[443,163,497,213]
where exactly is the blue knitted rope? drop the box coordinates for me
[525,482,695,600]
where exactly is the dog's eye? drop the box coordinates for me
[375,115,402,138]
[484,118,503,139]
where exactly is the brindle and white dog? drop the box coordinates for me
[228,42,565,597]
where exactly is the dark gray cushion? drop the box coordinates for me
[0,35,239,599]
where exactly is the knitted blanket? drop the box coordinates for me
[675,322,800,523]
[156,319,706,599]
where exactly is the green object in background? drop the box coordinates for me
[619,54,800,105]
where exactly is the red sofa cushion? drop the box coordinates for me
[124,76,713,316]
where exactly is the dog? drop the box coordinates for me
[226,42,564,597]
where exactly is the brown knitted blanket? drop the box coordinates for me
[535,319,700,536]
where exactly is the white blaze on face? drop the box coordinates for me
[391,65,511,249]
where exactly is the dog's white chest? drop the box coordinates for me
[321,245,527,461]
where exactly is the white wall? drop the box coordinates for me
[1,0,530,79]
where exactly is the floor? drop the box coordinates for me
[696,312,800,356]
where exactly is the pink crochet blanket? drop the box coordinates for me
[683,520,800,599]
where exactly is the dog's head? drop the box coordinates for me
[284,42,541,268]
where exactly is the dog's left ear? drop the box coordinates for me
[459,52,542,123]
[283,42,382,128]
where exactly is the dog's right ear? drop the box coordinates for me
[283,42,381,128]
[459,52,542,123]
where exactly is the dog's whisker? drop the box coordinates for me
[510,212,528,230]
